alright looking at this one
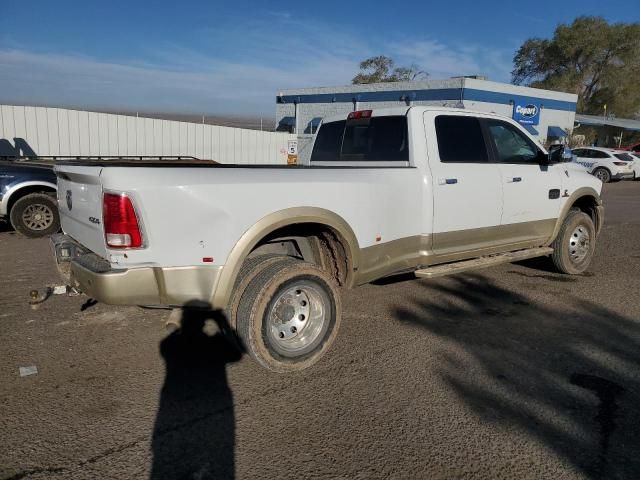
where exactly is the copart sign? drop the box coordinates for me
[512,102,541,126]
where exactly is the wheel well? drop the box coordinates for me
[571,195,602,232]
[7,185,57,216]
[248,223,351,286]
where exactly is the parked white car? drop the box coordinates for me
[630,152,640,180]
[571,147,635,183]
[51,106,604,372]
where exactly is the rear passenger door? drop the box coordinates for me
[424,112,504,255]
[484,119,562,240]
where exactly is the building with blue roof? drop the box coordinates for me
[276,77,578,162]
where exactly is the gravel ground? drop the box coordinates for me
[1,181,639,480]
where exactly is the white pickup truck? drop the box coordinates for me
[51,106,604,372]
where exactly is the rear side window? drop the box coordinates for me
[435,115,488,163]
[614,153,633,161]
[592,150,610,159]
[310,116,409,162]
[311,120,345,162]
[341,116,409,162]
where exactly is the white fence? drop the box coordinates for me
[0,105,294,164]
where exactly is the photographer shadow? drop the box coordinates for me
[151,302,242,480]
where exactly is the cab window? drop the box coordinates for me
[311,121,345,162]
[486,120,539,163]
[435,115,488,163]
[311,116,409,162]
[341,116,409,161]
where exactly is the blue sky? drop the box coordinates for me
[0,0,637,116]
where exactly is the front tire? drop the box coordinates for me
[551,210,596,274]
[593,168,611,183]
[236,258,341,372]
[9,193,60,238]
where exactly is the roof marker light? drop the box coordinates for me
[347,110,372,120]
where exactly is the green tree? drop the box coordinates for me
[352,56,428,84]
[512,16,640,117]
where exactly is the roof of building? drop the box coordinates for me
[575,114,640,132]
[278,78,577,101]
[277,78,577,112]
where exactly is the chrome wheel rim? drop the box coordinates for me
[267,284,327,354]
[594,170,609,182]
[21,204,54,231]
[568,224,591,263]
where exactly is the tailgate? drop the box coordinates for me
[55,165,109,259]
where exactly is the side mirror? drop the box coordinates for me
[547,145,569,164]
[538,149,551,165]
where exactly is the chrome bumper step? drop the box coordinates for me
[415,247,554,279]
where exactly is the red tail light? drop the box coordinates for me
[347,110,372,120]
[103,193,143,248]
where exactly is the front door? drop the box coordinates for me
[484,119,562,242]
[424,112,504,255]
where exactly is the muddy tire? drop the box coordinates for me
[226,254,295,329]
[551,210,596,274]
[236,257,341,372]
[9,193,60,238]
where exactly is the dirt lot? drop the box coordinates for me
[1,182,640,480]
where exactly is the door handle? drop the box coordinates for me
[508,177,522,183]
[438,178,458,185]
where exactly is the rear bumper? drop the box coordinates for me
[51,234,222,306]
[611,171,634,180]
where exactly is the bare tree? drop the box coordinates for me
[352,56,428,84]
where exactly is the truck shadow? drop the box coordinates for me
[393,273,640,479]
[151,302,242,480]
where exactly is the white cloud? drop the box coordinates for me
[389,40,514,81]
[0,48,358,115]
[0,16,514,116]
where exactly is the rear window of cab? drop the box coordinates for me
[311,116,409,162]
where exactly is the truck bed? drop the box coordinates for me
[55,159,223,168]
[54,159,413,169]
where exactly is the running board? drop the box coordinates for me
[415,247,554,279]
